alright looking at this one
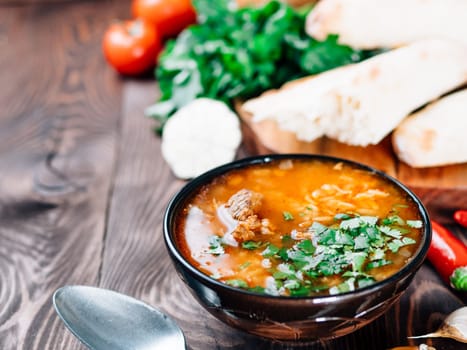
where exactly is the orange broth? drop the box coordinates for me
[175,159,423,296]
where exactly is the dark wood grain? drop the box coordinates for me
[1,1,466,350]
[0,1,126,349]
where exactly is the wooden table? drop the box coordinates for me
[1,1,465,349]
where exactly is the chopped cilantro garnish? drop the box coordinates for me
[289,285,313,296]
[379,225,402,238]
[278,247,289,261]
[366,259,392,270]
[283,279,301,290]
[371,248,386,261]
[357,277,375,289]
[354,235,370,250]
[359,216,379,226]
[248,286,266,294]
[407,220,422,228]
[208,235,224,255]
[239,261,251,270]
[382,215,405,226]
[350,252,367,272]
[242,240,264,250]
[225,279,249,288]
[283,211,294,221]
[214,210,422,297]
[334,213,351,220]
[262,243,280,258]
[309,221,328,234]
[296,239,315,254]
[329,278,356,295]
[340,217,362,230]
[402,237,416,245]
[388,237,416,253]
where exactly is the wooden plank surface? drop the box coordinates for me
[0,2,125,349]
[0,1,466,350]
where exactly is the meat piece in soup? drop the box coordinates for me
[221,189,275,242]
[175,159,424,297]
[226,189,263,221]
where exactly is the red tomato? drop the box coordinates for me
[132,0,197,38]
[103,19,161,76]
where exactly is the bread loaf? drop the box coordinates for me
[392,90,467,168]
[242,39,467,146]
[306,0,467,49]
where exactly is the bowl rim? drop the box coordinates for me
[163,153,432,301]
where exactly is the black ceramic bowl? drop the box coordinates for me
[163,154,431,341]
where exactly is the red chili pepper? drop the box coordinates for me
[427,220,467,291]
[454,210,467,228]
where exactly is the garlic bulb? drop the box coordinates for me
[409,306,467,344]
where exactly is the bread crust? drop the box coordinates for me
[242,40,467,147]
[392,89,467,168]
[306,0,467,49]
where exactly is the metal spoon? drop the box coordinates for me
[53,285,186,350]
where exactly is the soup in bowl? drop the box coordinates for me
[163,154,431,341]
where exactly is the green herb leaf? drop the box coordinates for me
[273,271,290,280]
[334,213,351,220]
[296,239,315,254]
[239,261,251,270]
[350,252,367,272]
[406,220,422,228]
[329,278,356,295]
[248,286,266,294]
[354,234,369,250]
[382,215,405,226]
[379,226,402,238]
[357,277,375,289]
[242,240,264,250]
[283,279,301,290]
[208,235,224,255]
[283,211,294,221]
[340,217,363,230]
[366,259,392,270]
[225,279,249,288]
[289,285,313,296]
[262,243,280,258]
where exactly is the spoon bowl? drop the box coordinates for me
[53,285,185,350]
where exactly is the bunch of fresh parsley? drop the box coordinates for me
[146,0,375,131]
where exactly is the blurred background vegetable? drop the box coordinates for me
[103,19,162,75]
[132,0,197,38]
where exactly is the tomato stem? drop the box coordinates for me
[128,19,143,37]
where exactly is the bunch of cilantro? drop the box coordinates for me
[146,0,375,131]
